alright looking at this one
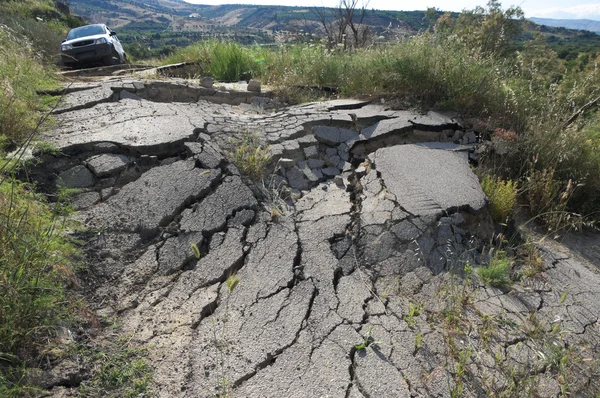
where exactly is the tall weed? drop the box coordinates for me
[0,179,78,365]
[162,40,258,81]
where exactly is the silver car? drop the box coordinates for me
[60,24,126,68]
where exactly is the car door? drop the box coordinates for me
[108,28,125,57]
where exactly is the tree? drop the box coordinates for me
[312,0,371,49]
[453,0,524,57]
[424,7,439,32]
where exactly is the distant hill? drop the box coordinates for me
[68,0,432,52]
[69,0,600,63]
[530,17,600,34]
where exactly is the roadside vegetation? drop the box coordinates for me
[163,0,600,232]
[0,1,154,396]
[0,1,76,394]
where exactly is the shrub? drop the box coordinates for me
[480,174,518,224]
[478,250,513,288]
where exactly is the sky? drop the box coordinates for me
[183,0,600,20]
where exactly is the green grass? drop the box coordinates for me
[162,40,259,81]
[0,179,80,393]
[0,27,59,144]
[478,250,513,289]
[0,3,84,393]
[77,336,154,398]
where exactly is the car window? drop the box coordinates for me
[66,25,106,40]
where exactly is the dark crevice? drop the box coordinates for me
[408,119,461,132]
[291,218,306,284]
[345,346,358,398]
[191,291,221,329]
[333,266,344,293]
[306,319,348,361]
[254,290,295,332]
[327,100,370,111]
[254,283,293,305]
[354,377,372,398]
[52,92,118,115]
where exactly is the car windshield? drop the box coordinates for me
[66,25,106,40]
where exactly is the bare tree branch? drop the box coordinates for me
[564,95,600,129]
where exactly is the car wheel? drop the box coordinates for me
[103,48,121,66]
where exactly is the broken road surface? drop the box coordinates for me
[36,78,600,397]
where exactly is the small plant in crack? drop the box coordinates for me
[214,274,240,398]
[516,241,545,279]
[404,302,423,327]
[260,162,291,219]
[216,377,233,398]
[226,274,240,293]
[450,347,473,398]
[191,242,201,259]
[478,249,513,289]
[413,331,424,354]
[354,326,383,351]
[228,133,271,179]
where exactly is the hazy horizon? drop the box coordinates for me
[183,0,600,21]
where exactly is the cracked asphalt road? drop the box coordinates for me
[38,78,600,397]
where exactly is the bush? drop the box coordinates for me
[480,174,518,224]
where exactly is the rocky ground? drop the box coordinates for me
[33,74,600,397]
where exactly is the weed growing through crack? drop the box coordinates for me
[260,164,290,219]
[517,241,545,278]
[76,335,154,398]
[451,347,473,398]
[226,274,240,293]
[191,242,201,259]
[404,302,423,327]
[214,273,241,397]
[354,326,382,351]
[413,331,424,354]
[478,250,513,289]
[228,133,271,180]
